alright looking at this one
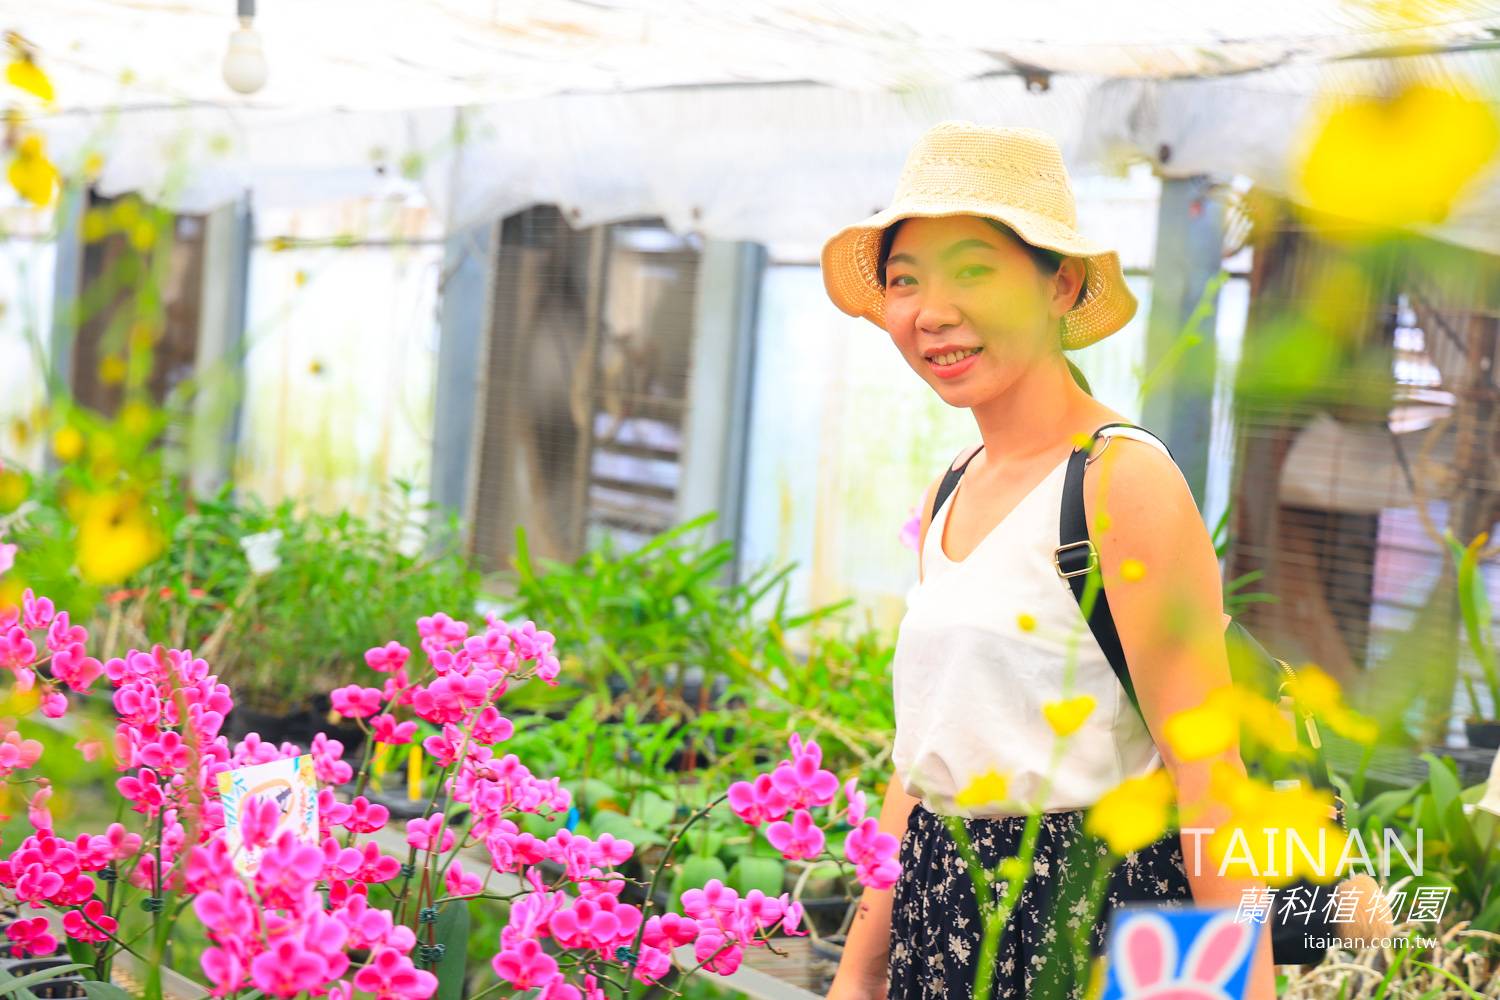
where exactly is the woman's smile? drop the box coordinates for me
[926,346,984,378]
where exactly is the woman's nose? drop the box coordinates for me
[914,291,961,334]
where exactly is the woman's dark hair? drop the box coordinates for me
[877,218,1074,301]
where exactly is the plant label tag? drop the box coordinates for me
[217,753,319,876]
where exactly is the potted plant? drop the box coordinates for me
[1446,530,1500,749]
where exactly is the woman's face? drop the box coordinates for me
[881,215,1079,404]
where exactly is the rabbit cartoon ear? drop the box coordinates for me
[1181,912,1255,987]
[1115,913,1177,994]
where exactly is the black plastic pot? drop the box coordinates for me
[222,696,366,761]
[1466,718,1500,749]
[5,957,88,998]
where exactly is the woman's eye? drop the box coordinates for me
[888,275,915,288]
[956,265,992,279]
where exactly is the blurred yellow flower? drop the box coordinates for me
[50,426,84,462]
[98,355,127,385]
[5,59,54,103]
[0,468,27,513]
[1204,763,1342,886]
[110,197,140,229]
[294,269,309,287]
[73,490,164,586]
[1043,694,1096,738]
[1016,612,1037,632]
[1120,558,1146,582]
[128,220,157,252]
[1236,692,1301,757]
[1086,769,1174,855]
[82,208,111,243]
[119,401,153,438]
[1296,82,1500,230]
[955,769,1010,810]
[8,133,58,207]
[82,151,104,181]
[1286,664,1378,744]
[1162,689,1238,761]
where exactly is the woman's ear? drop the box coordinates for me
[1052,257,1087,316]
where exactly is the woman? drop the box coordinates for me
[818,122,1275,999]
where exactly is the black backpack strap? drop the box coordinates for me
[1055,422,1175,715]
[930,444,985,522]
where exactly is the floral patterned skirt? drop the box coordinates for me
[887,803,1191,1000]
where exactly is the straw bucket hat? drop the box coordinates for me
[821,121,1137,350]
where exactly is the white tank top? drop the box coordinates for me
[891,427,1168,818]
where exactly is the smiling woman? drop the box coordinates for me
[817,121,1277,1000]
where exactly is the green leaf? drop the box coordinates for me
[81,984,135,1000]
[431,899,471,1000]
[0,963,90,998]
[727,855,786,897]
[629,791,677,831]
[589,810,664,849]
[670,855,729,904]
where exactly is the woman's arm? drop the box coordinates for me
[1085,438,1277,1000]
[828,775,923,998]
[827,472,942,999]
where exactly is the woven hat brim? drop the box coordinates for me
[821,205,1138,350]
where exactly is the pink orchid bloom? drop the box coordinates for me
[63,899,118,943]
[329,685,384,719]
[844,817,902,889]
[353,947,438,999]
[5,916,57,958]
[765,808,826,861]
[363,641,411,673]
[369,713,416,744]
[492,938,559,990]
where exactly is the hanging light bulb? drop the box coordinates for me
[222,0,268,95]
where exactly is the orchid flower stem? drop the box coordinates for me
[624,791,730,996]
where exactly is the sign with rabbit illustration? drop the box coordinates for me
[1102,907,1258,1000]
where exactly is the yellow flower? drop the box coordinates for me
[1236,691,1301,757]
[955,769,1010,810]
[51,426,84,462]
[1296,82,1500,230]
[5,59,54,103]
[82,208,110,243]
[82,151,104,180]
[1204,763,1343,886]
[98,356,127,385]
[1162,689,1238,761]
[1120,558,1145,582]
[73,490,164,585]
[1086,769,1174,855]
[0,468,27,513]
[128,220,157,252]
[1285,664,1378,745]
[1043,694,1097,738]
[294,269,309,287]
[119,401,153,438]
[8,133,58,207]
[1016,612,1037,632]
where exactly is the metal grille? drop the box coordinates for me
[1226,196,1499,737]
[469,207,701,570]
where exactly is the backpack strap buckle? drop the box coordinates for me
[1053,539,1099,579]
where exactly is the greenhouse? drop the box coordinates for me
[1,2,1499,999]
